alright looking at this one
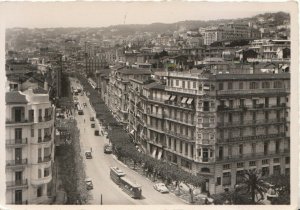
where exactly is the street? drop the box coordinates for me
[70,78,185,205]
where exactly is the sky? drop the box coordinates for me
[0,1,292,28]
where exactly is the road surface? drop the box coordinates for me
[70,78,185,205]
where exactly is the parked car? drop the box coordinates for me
[153,183,169,193]
[85,178,93,190]
[104,144,113,154]
[91,123,95,128]
[90,117,95,121]
[85,151,92,159]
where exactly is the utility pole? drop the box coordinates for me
[100,194,103,205]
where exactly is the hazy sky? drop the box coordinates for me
[0,1,292,28]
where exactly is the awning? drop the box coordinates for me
[166,95,171,100]
[157,149,162,160]
[181,97,188,103]
[152,147,157,158]
[130,130,135,135]
[169,95,176,101]
[187,98,194,104]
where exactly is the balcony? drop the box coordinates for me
[218,133,286,144]
[217,118,287,128]
[11,200,28,205]
[6,179,28,190]
[6,138,28,146]
[217,103,288,112]
[147,112,164,119]
[148,96,166,104]
[43,135,52,142]
[31,174,52,186]
[165,130,195,142]
[164,100,194,110]
[166,86,199,95]
[38,156,52,163]
[147,125,165,134]
[216,150,289,162]
[217,88,290,96]
[44,115,52,121]
[164,116,195,126]
[6,159,28,168]
[6,118,33,125]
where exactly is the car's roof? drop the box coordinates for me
[85,178,92,182]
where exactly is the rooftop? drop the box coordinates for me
[6,91,28,104]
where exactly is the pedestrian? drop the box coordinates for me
[84,119,85,123]
[90,147,92,152]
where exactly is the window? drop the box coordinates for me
[264,142,269,155]
[239,144,243,155]
[44,167,50,177]
[15,190,22,204]
[262,167,269,176]
[38,169,42,178]
[273,158,280,163]
[187,81,190,89]
[240,99,245,107]
[31,129,34,137]
[203,148,209,162]
[223,172,231,186]
[249,161,256,167]
[239,82,243,89]
[250,82,258,89]
[237,162,244,168]
[193,81,196,89]
[223,164,230,170]
[275,140,280,153]
[217,177,221,186]
[228,146,232,156]
[274,81,282,88]
[228,82,233,90]
[219,147,223,159]
[229,100,234,108]
[15,128,22,140]
[228,113,232,123]
[273,165,281,175]
[203,101,209,111]
[262,81,270,89]
[285,157,290,164]
[262,159,269,165]
[277,97,281,106]
[37,186,43,197]
[182,81,185,88]
[176,80,179,86]
[219,83,224,90]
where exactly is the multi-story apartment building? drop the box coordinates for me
[106,68,151,127]
[106,66,290,195]
[160,68,290,194]
[6,85,55,204]
[248,39,290,61]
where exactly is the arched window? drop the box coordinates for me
[201,167,210,173]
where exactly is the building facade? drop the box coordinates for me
[103,66,290,195]
[6,87,55,204]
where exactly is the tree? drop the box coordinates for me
[241,169,268,204]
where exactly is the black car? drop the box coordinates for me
[90,117,95,121]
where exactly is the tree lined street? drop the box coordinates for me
[70,78,185,205]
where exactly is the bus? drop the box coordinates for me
[119,176,142,199]
[77,104,84,115]
[110,167,126,184]
[110,167,142,199]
